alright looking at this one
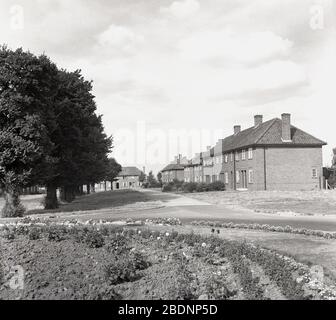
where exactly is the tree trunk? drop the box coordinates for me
[111,181,114,190]
[86,184,90,195]
[1,186,25,217]
[60,187,66,202]
[104,181,107,192]
[64,185,76,203]
[45,184,58,209]
[91,183,95,193]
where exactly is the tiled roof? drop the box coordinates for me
[213,118,326,155]
[161,163,186,172]
[118,167,143,177]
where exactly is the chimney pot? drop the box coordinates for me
[254,115,263,127]
[281,113,291,141]
[234,125,241,135]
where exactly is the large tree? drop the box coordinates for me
[0,46,58,217]
[42,69,112,207]
[104,158,122,191]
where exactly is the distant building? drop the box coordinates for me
[161,154,188,183]
[112,166,143,190]
[160,114,327,191]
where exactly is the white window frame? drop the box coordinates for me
[242,149,246,160]
[248,148,253,160]
[236,170,240,183]
[248,169,254,184]
[224,154,228,163]
[225,172,229,184]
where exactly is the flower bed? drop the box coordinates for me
[1,219,336,300]
[191,220,336,240]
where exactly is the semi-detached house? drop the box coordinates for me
[160,114,327,191]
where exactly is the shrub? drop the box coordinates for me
[28,227,42,240]
[162,182,174,192]
[195,183,209,192]
[181,182,198,193]
[47,225,66,242]
[84,229,105,248]
[208,181,225,191]
[104,251,150,285]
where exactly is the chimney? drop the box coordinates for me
[281,113,291,141]
[143,166,146,174]
[234,125,241,135]
[206,146,211,151]
[254,115,263,127]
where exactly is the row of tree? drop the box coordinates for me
[0,46,121,217]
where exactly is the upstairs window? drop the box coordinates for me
[312,168,318,178]
[248,148,253,159]
[224,154,228,163]
[242,149,246,160]
[235,152,239,161]
[231,152,234,162]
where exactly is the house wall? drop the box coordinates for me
[112,176,141,190]
[262,146,323,191]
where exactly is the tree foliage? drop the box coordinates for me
[0,46,114,215]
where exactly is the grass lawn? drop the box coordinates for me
[186,190,336,216]
[0,190,154,216]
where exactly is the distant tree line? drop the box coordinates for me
[0,46,121,217]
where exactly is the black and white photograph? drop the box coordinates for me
[1,0,336,308]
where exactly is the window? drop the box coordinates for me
[242,149,246,160]
[312,168,318,178]
[231,152,234,162]
[235,152,239,161]
[248,148,253,159]
[248,170,254,183]
[236,170,240,183]
[225,172,229,184]
[224,154,228,163]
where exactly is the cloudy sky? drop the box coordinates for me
[1,0,336,173]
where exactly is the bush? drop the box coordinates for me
[84,229,105,248]
[47,225,66,242]
[181,182,198,193]
[28,227,42,240]
[208,181,225,191]
[162,183,174,192]
[104,251,150,285]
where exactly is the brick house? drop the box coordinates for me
[112,167,143,190]
[161,155,188,183]
[207,114,326,191]
[160,114,327,191]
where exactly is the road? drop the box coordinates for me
[16,189,336,232]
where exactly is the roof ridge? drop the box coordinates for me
[254,118,278,144]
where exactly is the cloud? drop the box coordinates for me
[96,24,144,56]
[178,30,293,66]
[160,0,200,19]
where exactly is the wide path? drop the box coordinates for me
[2,189,336,232]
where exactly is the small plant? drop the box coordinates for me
[104,251,150,285]
[29,227,42,240]
[47,225,66,242]
[84,229,105,248]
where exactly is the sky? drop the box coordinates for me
[1,0,336,174]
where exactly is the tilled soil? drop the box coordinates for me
[1,224,335,300]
